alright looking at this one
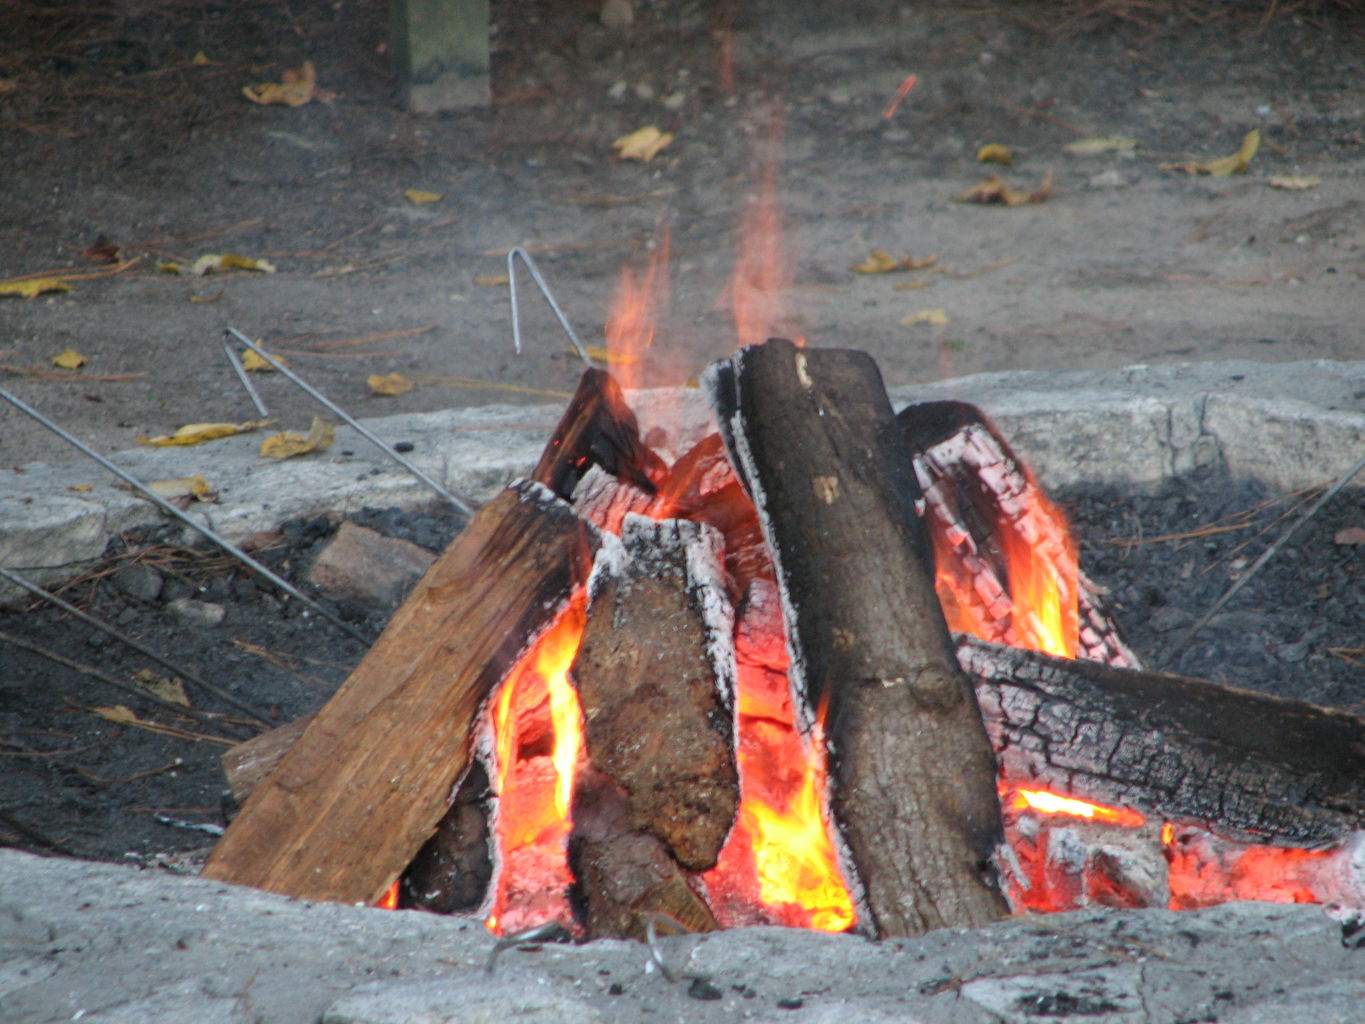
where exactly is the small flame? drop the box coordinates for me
[603,225,671,395]
[729,125,792,349]
[375,880,400,910]
[1011,788,1146,828]
[486,595,588,934]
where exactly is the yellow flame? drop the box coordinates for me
[1013,788,1145,827]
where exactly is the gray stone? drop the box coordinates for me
[164,597,226,627]
[308,521,437,609]
[111,562,163,602]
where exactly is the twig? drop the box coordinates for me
[305,325,436,352]
[0,364,149,382]
[0,256,144,284]
[0,807,82,857]
[1173,454,1365,656]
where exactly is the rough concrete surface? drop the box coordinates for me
[1,849,1360,1024]
[4,359,1363,602]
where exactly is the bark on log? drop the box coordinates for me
[960,635,1365,847]
[708,338,1009,937]
[570,769,719,941]
[202,480,599,905]
[571,515,738,871]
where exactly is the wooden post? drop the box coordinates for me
[203,481,598,905]
[389,0,490,112]
[708,338,1010,937]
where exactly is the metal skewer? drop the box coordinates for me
[0,564,273,727]
[218,334,271,417]
[0,386,375,647]
[507,246,593,367]
[223,327,475,517]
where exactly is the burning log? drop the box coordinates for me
[960,636,1365,847]
[707,338,1010,937]
[203,480,600,905]
[534,367,663,499]
[571,515,739,871]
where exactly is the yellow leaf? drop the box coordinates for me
[892,279,932,291]
[583,344,640,366]
[95,705,138,725]
[52,348,87,369]
[0,277,72,298]
[1267,174,1320,191]
[901,308,951,326]
[1064,136,1138,156]
[367,372,414,396]
[404,188,443,204]
[259,416,335,460]
[240,347,285,371]
[138,420,274,447]
[851,250,939,274]
[474,274,510,286]
[192,52,211,66]
[132,668,190,707]
[69,483,95,492]
[219,253,276,273]
[158,261,183,275]
[1161,129,1260,176]
[147,474,217,503]
[611,125,674,162]
[241,60,333,107]
[957,172,1053,206]
[976,143,1014,165]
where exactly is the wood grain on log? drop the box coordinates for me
[708,338,1009,937]
[572,515,738,870]
[202,481,598,905]
[960,636,1365,847]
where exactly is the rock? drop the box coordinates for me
[112,563,163,603]
[307,521,436,610]
[165,597,227,627]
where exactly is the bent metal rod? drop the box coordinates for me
[0,386,374,648]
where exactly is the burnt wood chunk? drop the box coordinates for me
[960,636,1365,847]
[534,368,662,499]
[707,338,1009,937]
[221,715,311,805]
[202,481,599,905]
[571,516,738,871]
[401,760,493,913]
[570,769,719,941]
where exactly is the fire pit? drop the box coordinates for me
[199,340,1365,941]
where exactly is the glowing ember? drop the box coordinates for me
[485,596,588,935]
[1010,788,1146,828]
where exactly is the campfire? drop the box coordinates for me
[200,176,1364,939]
[202,338,1365,940]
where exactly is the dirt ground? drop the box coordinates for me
[1,0,1363,467]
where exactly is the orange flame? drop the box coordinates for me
[729,126,794,350]
[485,595,588,935]
[375,880,400,909]
[603,225,670,395]
[1010,788,1146,828]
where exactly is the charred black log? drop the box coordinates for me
[707,338,1009,937]
[534,368,663,499]
[400,760,493,913]
[961,635,1365,847]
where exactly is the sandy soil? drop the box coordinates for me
[2,0,1362,467]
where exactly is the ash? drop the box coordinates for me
[1061,466,1364,714]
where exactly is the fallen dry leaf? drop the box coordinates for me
[1333,526,1365,546]
[0,277,72,299]
[367,372,414,396]
[976,143,1014,166]
[159,261,183,275]
[474,274,510,286]
[138,420,274,447]
[241,61,335,107]
[1162,129,1260,176]
[957,172,1053,206]
[851,250,939,274]
[192,52,211,66]
[612,125,674,162]
[92,705,233,745]
[84,236,121,264]
[893,279,932,291]
[52,348,87,370]
[240,347,285,371]
[68,483,95,493]
[259,416,335,460]
[147,473,218,504]
[404,188,443,204]
[1267,175,1320,191]
[1064,136,1139,156]
[901,308,951,326]
[192,253,276,276]
[132,668,190,707]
